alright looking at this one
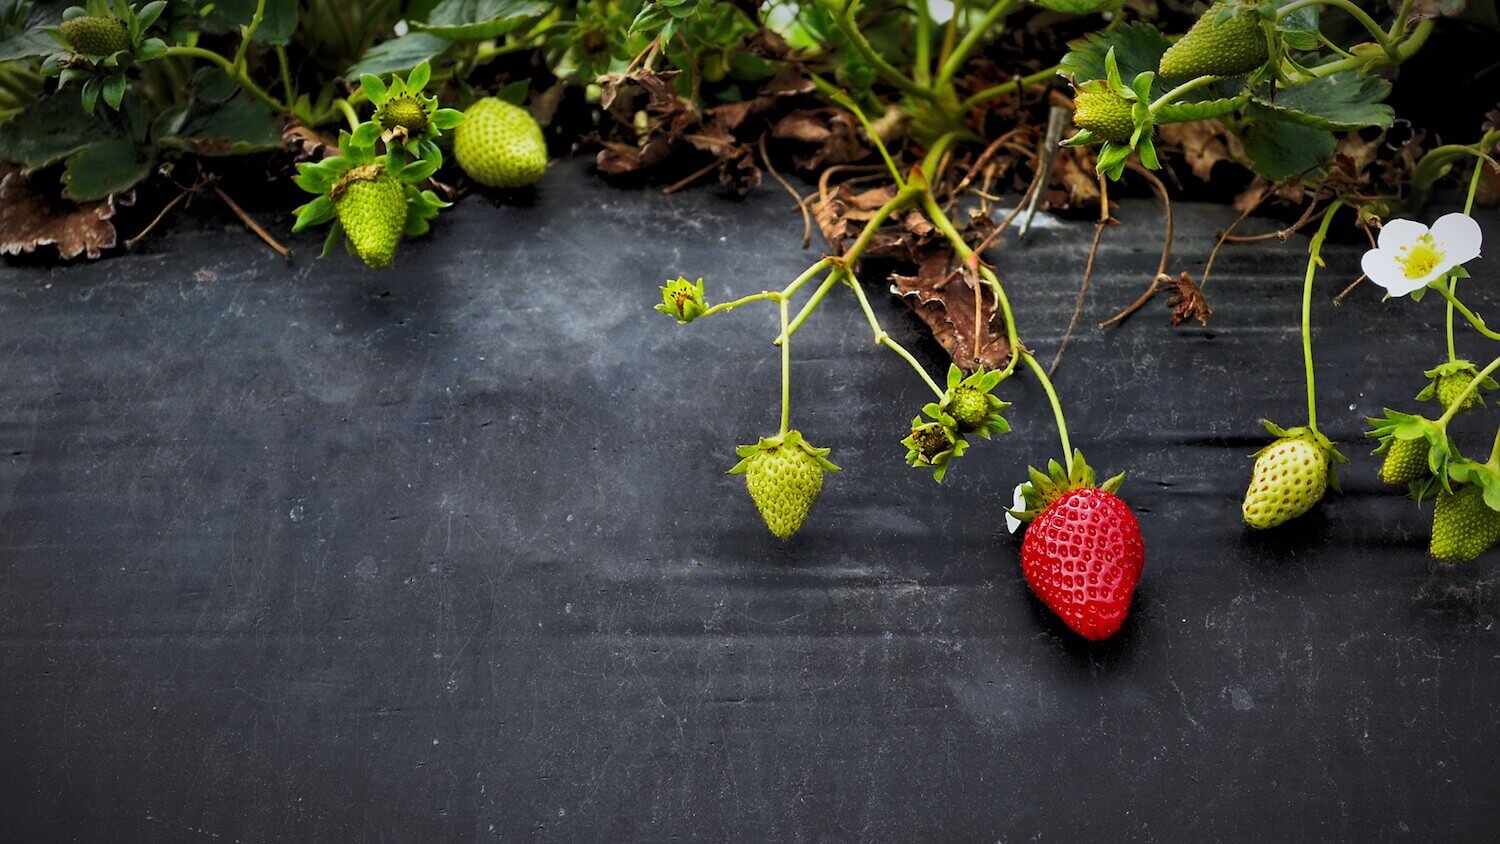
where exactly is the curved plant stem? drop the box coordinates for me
[958,65,1060,113]
[232,0,269,72]
[935,0,1019,91]
[847,271,945,398]
[1302,200,1343,433]
[700,291,782,318]
[1449,150,1491,360]
[1149,76,1217,112]
[1294,19,1432,81]
[161,46,285,112]
[1277,0,1397,57]
[1022,351,1074,472]
[333,98,361,131]
[1487,424,1500,466]
[828,89,907,186]
[821,1,936,103]
[1434,287,1500,343]
[780,293,792,436]
[777,272,839,345]
[920,193,1022,375]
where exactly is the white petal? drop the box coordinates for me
[1005,482,1025,534]
[1364,249,1437,297]
[926,0,955,23]
[1375,218,1428,252]
[1430,213,1483,265]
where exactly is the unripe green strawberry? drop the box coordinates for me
[946,386,990,432]
[1430,484,1500,562]
[1072,84,1134,144]
[331,163,406,270]
[376,93,429,136]
[1243,427,1338,529]
[1159,4,1269,79]
[728,430,838,539]
[1437,372,1483,414]
[1379,436,1430,485]
[453,97,547,188]
[59,14,130,56]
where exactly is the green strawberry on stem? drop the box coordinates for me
[1416,359,1497,415]
[57,13,129,56]
[358,62,464,162]
[925,365,1010,438]
[1432,455,1500,562]
[454,97,548,189]
[1159,1,1271,80]
[291,130,449,270]
[1242,421,1347,529]
[729,430,839,539]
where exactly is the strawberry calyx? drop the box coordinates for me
[1009,449,1125,523]
[1415,359,1497,413]
[1446,459,1500,512]
[901,416,967,482]
[656,276,707,324]
[924,364,1011,438]
[728,429,840,476]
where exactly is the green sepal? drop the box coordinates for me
[319,220,344,259]
[292,195,335,232]
[728,430,839,475]
[1447,460,1500,514]
[1009,449,1123,523]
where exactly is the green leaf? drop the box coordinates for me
[1059,22,1171,90]
[60,138,153,200]
[411,0,549,41]
[1033,0,1117,11]
[1274,0,1321,51]
[496,78,528,105]
[150,69,281,156]
[406,60,430,93]
[345,32,452,78]
[401,158,439,182]
[1250,73,1394,130]
[1239,114,1335,180]
[0,0,61,61]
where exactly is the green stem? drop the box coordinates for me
[914,2,932,87]
[958,65,1060,113]
[1022,351,1074,472]
[829,89,906,186]
[699,291,782,319]
[1150,75,1217,112]
[1302,200,1343,433]
[1488,425,1500,467]
[779,293,792,435]
[1438,355,1500,426]
[777,272,840,345]
[1293,19,1432,81]
[848,275,945,398]
[1276,0,1397,57]
[232,0,269,72]
[1446,158,1484,362]
[822,1,937,102]
[934,0,1018,91]
[275,45,294,102]
[333,98,360,131]
[1433,286,1500,343]
[161,45,285,112]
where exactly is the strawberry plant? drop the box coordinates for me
[1,0,1498,637]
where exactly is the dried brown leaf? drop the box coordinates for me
[891,248,1011,371]
[0,168,127,261]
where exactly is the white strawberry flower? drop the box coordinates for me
[1361,213,1483,298]
[1005,482,1026,534]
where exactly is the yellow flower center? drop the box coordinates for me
[1398,235,1445,280]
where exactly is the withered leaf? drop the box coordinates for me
[1157,120,1238,183]
[1167,271,1212,326]
[891,247,1011,372]
[0,167,127,261]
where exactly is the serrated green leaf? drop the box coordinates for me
[1239,113,1334,180]
[1274,0,1321,50]
[60,137,152,200]
[1251,73,1393,130]
[1059,22,1171,93]
[346,32,452,78]
[0,0,61,61]
[411,0,548,41]
[432,107,463,130]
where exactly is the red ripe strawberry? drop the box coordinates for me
[1009,451,1145,641]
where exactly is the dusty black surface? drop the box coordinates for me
[1,158,1497,841]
